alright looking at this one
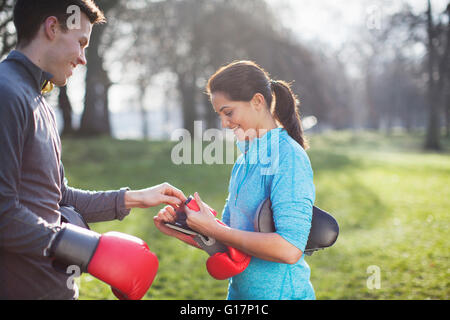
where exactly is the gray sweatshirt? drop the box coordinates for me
[0,50,131,299]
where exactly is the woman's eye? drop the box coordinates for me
[225,112,233,117]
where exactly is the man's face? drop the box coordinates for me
[46,12,92,86]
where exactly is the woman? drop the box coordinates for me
[154,60,315,300]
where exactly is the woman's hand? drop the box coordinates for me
[153,205,201,248]
[125,182,187,209]
[184,192,221,237]
[153,205,179,236]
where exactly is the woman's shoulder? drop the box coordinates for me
[276,129,311,163]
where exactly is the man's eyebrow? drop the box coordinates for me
[219,106,230,112]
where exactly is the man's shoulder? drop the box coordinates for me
[0,59,29,90]
[0,60,35,112]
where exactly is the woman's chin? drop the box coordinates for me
[233,128,246,141]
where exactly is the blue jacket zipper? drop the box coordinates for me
[235,141,250,205]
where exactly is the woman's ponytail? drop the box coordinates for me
[271,80,309,150]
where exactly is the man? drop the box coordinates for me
[0,0,186,299]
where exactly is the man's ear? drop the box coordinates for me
[43,16,60,41]
[250,93,266,111]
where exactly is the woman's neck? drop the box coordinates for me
[256,115,278,138]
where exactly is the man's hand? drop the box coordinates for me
[124,183,187,209]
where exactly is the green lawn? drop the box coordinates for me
[61,131,450,300]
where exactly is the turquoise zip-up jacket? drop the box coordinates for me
[222,128,316,300]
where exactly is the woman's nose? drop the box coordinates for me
[221,118,229,129]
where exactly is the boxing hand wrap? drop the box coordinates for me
[50,223,158,300]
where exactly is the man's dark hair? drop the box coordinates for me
[13,0,106,47]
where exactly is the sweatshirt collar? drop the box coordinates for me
[5,50,54,93]
[236,127,284,158]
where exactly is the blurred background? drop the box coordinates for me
[1,0,449,300]
[1,0,450,147]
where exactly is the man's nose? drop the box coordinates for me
[77,50,87,66]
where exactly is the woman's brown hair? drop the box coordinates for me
[206,60,308,149]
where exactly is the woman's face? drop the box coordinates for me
[211,92,262,141]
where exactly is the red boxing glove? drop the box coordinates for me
[165,196,251,280]
[204,219,251,280]
[186,197,251,280]
[88,232,159,300]
[49,224,158,300]
[206,245,251,280]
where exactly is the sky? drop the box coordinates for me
[266,0,449,50]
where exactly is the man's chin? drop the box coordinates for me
[50,79,68,87]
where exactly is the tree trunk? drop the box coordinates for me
[424,0,441,150]
[177,72,197,136]
[365,64,380,131]
[58,86,74,136]
[77,0,119,137]
[203,92,218,130]
[139,83,149,140]
[445,90,450,137]
[78,23,112,137]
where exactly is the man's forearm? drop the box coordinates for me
[60,185,130,222]
[124,190,143,209]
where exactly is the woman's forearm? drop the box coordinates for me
[183,193,303,264]
[211,223,303,264]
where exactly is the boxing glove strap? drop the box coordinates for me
[50,223,100,273]
[193,234,228,256]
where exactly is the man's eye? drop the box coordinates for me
[225,112,233,117]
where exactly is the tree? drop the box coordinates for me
[0,0,15,58]
[115,0,334,135]
[424,1,450,150]
[58,86,75,136]
[78,0,121,137]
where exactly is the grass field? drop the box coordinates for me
[60,131,450,300]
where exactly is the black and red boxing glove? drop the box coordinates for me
[204,219,251,280]
[49,223,159,300]
[165,196,251,280]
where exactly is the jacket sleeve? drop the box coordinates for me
[59,163,131,223]
[0,92,59,257]
[270,147,315,253]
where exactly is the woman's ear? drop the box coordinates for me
[43,16,60,41]
[250,93,266,111]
